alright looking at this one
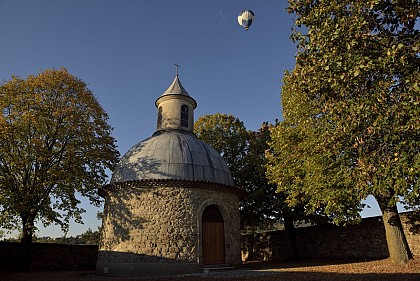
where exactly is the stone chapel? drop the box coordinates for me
[96,70,244,276]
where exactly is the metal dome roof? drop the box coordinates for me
[111,130,235,186]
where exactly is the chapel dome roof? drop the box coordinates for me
[111,130,235,186]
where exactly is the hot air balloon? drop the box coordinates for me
[237,10,254,31]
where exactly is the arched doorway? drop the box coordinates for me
[202,205,225,265]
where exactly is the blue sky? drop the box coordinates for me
[0,0,387,238]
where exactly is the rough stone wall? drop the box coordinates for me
[98,185,241,268]
[0,242,98,270]
[295,217,389,260]
[242,211,420,262]
[401,212,420,256]
[242,230,282,261]
[0,213,417,272]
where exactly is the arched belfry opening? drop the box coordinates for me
[202,205,226,265]
[157,106,163,129]
[180,104,189,128]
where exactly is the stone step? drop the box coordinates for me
[202,266,236,274]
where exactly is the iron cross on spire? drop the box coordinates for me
[174,62,181,77]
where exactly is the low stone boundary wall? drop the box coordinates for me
[1,212,418,270]
[0,242,98,270]
[242,212,420,262]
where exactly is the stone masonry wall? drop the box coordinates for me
[0,242,98,270]
[0,213,417,271]
[242,211,420,262]
[98,185,241,267]
[402,212,420,256]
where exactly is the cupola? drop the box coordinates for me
[155,65,197,132]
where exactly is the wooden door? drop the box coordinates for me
[202,205,225,265]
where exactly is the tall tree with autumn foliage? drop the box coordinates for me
[0,68,119,270]
[268,0,419,264]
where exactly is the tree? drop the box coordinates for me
[268,0,419,264]
[195,114,302,260]
[194,113,249,177]
[267,73,363,226]
[194,114,273,227]
[77,227,101,244]
[247,121,305,261]
[0,68,119,269]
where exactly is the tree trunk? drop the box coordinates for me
[284,216,299,261]
[19,215,35,272]
[376,196,413,264]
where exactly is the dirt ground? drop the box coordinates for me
[1,258,419,281]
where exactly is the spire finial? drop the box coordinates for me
[174,62,181,77]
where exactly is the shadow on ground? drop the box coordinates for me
[1,258,419,281]
[1,271,419,281]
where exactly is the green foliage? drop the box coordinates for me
[240,122,285,230]
[5,227,101,245]
[267,120,363,225]
[268,0,419,222]
[76,227,101,244]
[268,0,419,263]
[0,68,120,240]
[50,227,100,245]
[194,113,249,174]
[195,113,281,230]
